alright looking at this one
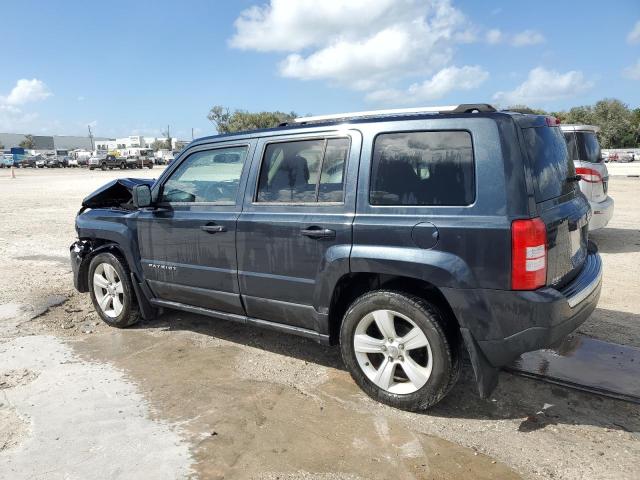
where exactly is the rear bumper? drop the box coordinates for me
[588,196,614,231]
[444,250,603,369]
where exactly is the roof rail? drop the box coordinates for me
[293,104,496,124]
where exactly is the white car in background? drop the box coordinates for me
[561,124,614,230]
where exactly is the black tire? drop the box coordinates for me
[339,290,461,411]
[101,162,107,171]
[88,252,140,328]
[147,164,153,169]
[120,162,126,170]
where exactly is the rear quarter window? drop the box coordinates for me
[523,126,576,202]
[370,131,475,206]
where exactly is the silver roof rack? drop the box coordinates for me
[293,104,496,124]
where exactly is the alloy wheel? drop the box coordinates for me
[353,309,433,395]
[92,263,124,318]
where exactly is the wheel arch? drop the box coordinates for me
[74,239,130,292]
[327,273,461,348]
[76,237,157,320]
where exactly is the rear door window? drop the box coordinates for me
[575,131,602,163]
[370,131,475,206]
[523,126,576,202]
[256,137,349,203]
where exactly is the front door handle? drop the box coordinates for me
[201,224,227,234]
[300,227,336,239]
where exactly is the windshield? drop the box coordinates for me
[523,126,576,202]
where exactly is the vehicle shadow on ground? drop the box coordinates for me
[591,227,640,254]
[134,310,640,436]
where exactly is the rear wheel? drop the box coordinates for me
[101,162,107,171]
[88,252,140,328]
[120,162,126,169]
[340,290,460,411]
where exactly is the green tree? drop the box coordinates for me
[505,105,547,115]
[564,105,595,125]
[19,134,35,149]
[151,139,169,151]
[631,108,640,145]
[207,105,297,133]
[590,99,634,148]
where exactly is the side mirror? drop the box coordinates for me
[132,184,152,208]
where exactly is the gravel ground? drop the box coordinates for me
[0,167,638,479]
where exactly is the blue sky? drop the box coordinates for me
[1,0,639,139]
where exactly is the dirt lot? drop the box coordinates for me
[0,167,639,479]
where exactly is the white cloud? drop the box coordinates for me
[493,67,593,106]
[511,29,545,47]
[485,29,503,45]
[367,65,489,104]
[485,29,547,46]
[77,96,86,102]
[0,79,52,132]
[230,0,479,97]
[623,59,640,80]
[0,79,52,105]
[628,21,640,44]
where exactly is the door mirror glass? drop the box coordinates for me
[132,184,152,208]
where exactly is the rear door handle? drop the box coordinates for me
[300,227,336,239]
[201,224,227,234]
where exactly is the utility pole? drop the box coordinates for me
[166,125,171,150]
[191,127,194,140]
[88,125,95,151]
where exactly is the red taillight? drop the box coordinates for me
[512,218,547,290]
[545,116,560,126]
[575,167,602,183]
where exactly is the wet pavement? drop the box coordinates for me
[71,324,521,480]
[510,335,640,404]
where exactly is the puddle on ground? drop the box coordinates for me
[72,329,521,480]
[29,295,68,319]
[510,334,640,403]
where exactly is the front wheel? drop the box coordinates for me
[88,252,140,328]
[340,290,461,411]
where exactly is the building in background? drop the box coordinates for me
[94,136,187,151]
[0,132,109,152]
[1,132,188,154]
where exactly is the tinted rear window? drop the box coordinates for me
[523,126,576,202]
[370,131,474,206]
[575,131,602,163]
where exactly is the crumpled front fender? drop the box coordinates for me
[81,178,154,209]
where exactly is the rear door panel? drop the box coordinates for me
[236,130,361,331]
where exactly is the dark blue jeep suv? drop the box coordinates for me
[70,104,602,410]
